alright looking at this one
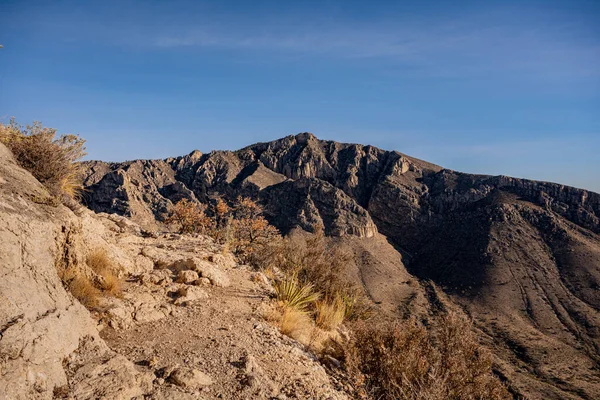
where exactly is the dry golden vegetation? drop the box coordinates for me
[164,199,213,234]
[259,270,331,350]
[277,307,314,343]
[343,312,510,400]
[0,118,86,199]
[253,231,372,321]
[86,249,123,297]
[248,231,373,353]
[315,298,345,331]
[165,196,279,261]
[250,228,508,399]
[56,248,124,310]
[59,268,102,310]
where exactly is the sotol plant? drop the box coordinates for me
[274,274,321,311]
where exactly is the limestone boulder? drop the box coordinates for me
[0,143,149,399]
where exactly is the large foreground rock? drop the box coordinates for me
[0,143,149,399]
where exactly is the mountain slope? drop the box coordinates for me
[82,133,600,399]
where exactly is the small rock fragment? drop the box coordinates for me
[192,277,212,286]
[174,286,209,306]
[176,270,199,284]
[169,367,213,389]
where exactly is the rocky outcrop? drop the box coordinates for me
[82,159,185,230]
[0,144,152,399]
[261,178,377,237]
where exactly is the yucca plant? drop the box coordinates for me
[274,274,320,311]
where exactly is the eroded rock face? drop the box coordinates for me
[261,178,377,237]
[81,159,183,230]
[82,132,600,243]
[0,144,150,399]
[65,336,153,400]
[0,144,93,399]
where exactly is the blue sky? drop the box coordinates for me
[1,0,599,192]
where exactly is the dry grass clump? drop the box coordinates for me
[315,298,345,331]
[57,248,124,311]
[59,268,102,310]
[263,300,333,350]
[268,274,333,346]
[86,249,123,297]
[98,272,121,296]
[343,312,510,400]
[279,307,314,342]
[0,118,86,199]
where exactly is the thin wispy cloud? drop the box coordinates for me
[13,2,596,81]
[148,19,600,81]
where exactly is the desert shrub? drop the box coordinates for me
[269,273,329,345]
[255,231,371,343]
[252,231,371,318]
[214,198,231,228]
[165,196,279,260]
[230,196,279,260]
[0,119,86,199]
[252,231,351,298]
[432,312,509,399]
[59,268,102,310]
[86,249,122,297]
[338,291,372,321]
[165,198,214,234]
[315,298,345,331]
[343,312,510,400]
[210,198,232,243]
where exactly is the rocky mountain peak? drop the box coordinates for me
[81,134,600,238]
[294,131,317,143]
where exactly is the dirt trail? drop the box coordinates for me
[100,251,348,400]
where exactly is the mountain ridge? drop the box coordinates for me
[86,132,599,197]
[81,133,600,398]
